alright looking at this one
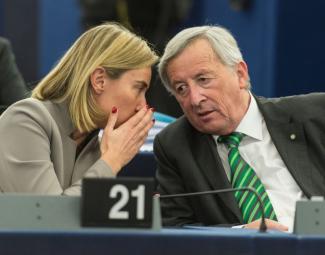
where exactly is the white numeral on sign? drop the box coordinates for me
[108,184,146,220]
[109,185,129,219]
[131,185,145,219]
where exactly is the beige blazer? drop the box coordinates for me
[0,98,114,195]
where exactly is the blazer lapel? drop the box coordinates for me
[191,131,243,222]
[72,131,100,183]
[42,100,77,188]
[257,97,322,197]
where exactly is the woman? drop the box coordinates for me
[0,23,158,195]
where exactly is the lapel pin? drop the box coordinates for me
[290,134,296,140]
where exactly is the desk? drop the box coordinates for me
[0,227,324,255]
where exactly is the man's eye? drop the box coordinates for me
[197,77,210,84]
[175,84,188,95]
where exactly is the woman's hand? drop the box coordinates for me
[100,106,154,174]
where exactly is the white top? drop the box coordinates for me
[213,94,303,232]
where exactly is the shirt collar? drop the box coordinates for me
[235,93,263,141]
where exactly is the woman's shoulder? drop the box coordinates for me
[1,98,54,127]
[6,98,50,115]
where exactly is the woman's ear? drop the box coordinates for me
[90,67,106,95]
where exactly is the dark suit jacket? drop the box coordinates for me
[0,37,28,109]
[154,93,325,226]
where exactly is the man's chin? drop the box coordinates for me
[197,127,219,135]
[192,121,226,135]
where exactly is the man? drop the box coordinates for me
[154,25,325,231]
[0,37,29,112]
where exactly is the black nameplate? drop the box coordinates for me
[81,178,154,228]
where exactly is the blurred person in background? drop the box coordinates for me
[0,37,29,114]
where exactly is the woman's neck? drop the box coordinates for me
[71,130,88,146]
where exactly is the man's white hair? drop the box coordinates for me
[158,25,251,92]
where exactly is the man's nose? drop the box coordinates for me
[189,85,205,106]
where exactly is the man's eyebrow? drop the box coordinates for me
[194,70,214,77]
[170,80,186,88]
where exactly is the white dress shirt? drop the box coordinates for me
[213,94,303,232]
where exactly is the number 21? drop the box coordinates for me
[108,185,145,220]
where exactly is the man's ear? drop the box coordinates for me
[236,61,249,89]
[90,67,106,94]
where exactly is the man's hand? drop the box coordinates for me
[244,219,288,231]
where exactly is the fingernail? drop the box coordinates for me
[150,107,155,112]
[112,106,117,113]
[152,119,156,123]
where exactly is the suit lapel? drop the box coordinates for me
[265,121,314,196]
[72,132,100,183]
[41,100,77,188]
[192,131,243,222]
[61,136,77,188]
[257,97,321,197]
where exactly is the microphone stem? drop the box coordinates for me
[159,187,267,233]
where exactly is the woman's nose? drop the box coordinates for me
[135,99,148,112]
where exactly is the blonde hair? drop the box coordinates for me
[32,22,158,132]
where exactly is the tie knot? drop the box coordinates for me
[217,132,245,148]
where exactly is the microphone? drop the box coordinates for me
[157,186,267,232]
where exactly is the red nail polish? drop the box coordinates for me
[112,106,117,113]
[152,119,156,123]
[150,107,155,112]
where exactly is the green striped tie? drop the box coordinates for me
[218,132,277,223]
